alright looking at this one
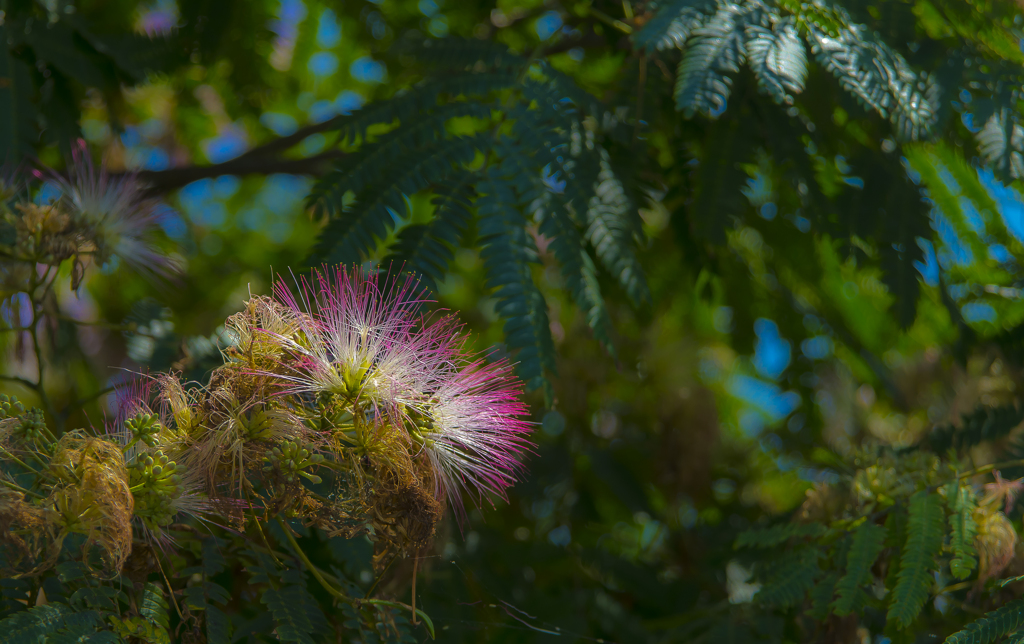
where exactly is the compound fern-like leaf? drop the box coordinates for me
[674,3,749,117]
[904,145,989,261]
[756,547,821,608]
[330,73,516,145]
[538,197,617,358]
[978,105,1024,183]
[735,522,825,549]
[262,585,329,644]
[943,598,1024,644]
[930,141,1001,220]
[808,16,937,140]
[0,603,75,644]
[745,16,806,105]
[478,170,557,398]
[385,177,475,290]
[310,103,491,218]
[833,521,887,616]
[585,152,650,307]
[923,404,1024,454]
[632,0,715,51]
[947,483,979,581]
[311,135,483,264]
[888,491,945,628]
[140,583,170,632]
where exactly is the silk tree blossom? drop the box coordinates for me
[259,265,534,511]
[45,141,181,282]
[407,356,532,510]
[267,266,461,405]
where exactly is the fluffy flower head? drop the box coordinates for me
[46,140,180,282]
[262,265,533,511]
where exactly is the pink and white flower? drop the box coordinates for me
[409,355,532,511]
[267,266,460,406]
[46,141,180,282]
[262,265,534,511]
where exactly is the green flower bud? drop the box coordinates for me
[125,412,162,448]
[129,450,185,530]
[14,408,47,442]
[263,441,324,484]
[0,394,25,420]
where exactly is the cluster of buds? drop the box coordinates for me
[0,394,44,444]
[129,451,185,531]
[264,441,325,485]
[15,408,47,443]
[0,393,25,419]
[124,413,162,449]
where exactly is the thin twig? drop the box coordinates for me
[276,518,354,605]
[0,374,39,390]
[411,555,419,625]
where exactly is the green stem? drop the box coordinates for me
[276,517,354,605]
[585,4,633,33]
[363,599,435,639]
[0,447,44,476]
[0,478,44,499]
[955,459,1024,481]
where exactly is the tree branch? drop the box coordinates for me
[137,150,345,196]
[129,116,350,195]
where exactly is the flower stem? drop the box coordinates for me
[275,517,353,605]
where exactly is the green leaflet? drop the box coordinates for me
[478,170,557,399]
[735,522,825,549]
[584,151,651,308]
[929,141,1001,224]
[888,491,945,628]
[262,585,331,644]
[674,3,749,117]
[632,0,716,52]
[745,17,807,105]
[904,146,990,262]
[947,483,979,580]
[310,134,484,264]
[756,547,821,608]
[308,103,492,217]
[648,0,936,139]
[206,607,231,644]
[806,10,937,141]
[139,584,169,632]
[0,603,82,644]
[833,521,887,615]
[496,131,618,357]
[538,200,617,358]
[977,104,1024,183]
[943,598,1024,644]
[808,570,839,621]
[247,547,330,644]
[690,115,759,245]
[384,176,476,290]
[876,164,931,330]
